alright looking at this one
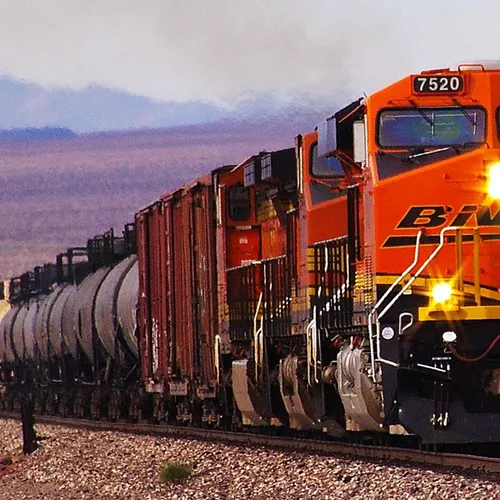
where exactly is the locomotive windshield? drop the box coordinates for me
[311,143,343,177]
[378,107,486,148]
[309,143,344,204]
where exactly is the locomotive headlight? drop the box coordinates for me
[442,331,457,343]
[488,162,500,198]
[432,282,453,303]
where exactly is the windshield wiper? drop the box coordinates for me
[408,146,457,161]
[409,99,435,128]
[452,98,477,128]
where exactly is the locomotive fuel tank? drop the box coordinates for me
[95,256,137,358]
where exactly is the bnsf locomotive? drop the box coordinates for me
[2,62,500,444]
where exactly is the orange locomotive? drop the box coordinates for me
[356,61,500,443]
[135,62,500,443]
[285,61,500,443]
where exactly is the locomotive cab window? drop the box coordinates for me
[376,106,486,180]
[309,143,345,205]
[228,184,251,221]
[311,143,344,177]
[378,107,486,148]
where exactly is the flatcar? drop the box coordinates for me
[2,61,500,445]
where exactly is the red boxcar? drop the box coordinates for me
[136,174,219,398]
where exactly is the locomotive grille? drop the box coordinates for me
[312,236,354,332]
[227,255,292,342]
[227,262,261,342]
[261,256,292,338]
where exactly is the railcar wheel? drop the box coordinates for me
[152,393,166,423]
[108,389,121,421]
[128,388,143,422]
[91,387,103,420]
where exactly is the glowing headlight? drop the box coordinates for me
[442,331,457,343]
[432,282,453,303]
[488,163,500,198]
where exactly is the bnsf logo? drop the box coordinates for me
[383,205,500,248]
[398,205,500,228]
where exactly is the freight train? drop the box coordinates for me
[2,62,500,444]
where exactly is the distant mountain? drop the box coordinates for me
[0,76,336,133]
[0,77,234,132]
[0,77,342,278]
[0,126,76,141]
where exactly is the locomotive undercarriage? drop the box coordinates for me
[229,327,380,437]
[228,247,500,442]
[228,233,387,437]
[382,316,500,443]
[231,342,289,428]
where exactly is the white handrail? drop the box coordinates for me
[307,249,330,386]
[370,226,459,379]
[367,230,423,379]
[307,243,351,385]
[253,292,264,381]
[379,226,458,320]
[214,334,221,385]
[306,311,318,385]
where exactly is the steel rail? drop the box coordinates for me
[1,411,500,476]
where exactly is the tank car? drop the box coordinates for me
[0,226,140,418]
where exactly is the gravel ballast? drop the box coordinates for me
[0,418,498,499]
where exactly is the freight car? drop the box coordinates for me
[0,226,141,420]
[2,62,500,445]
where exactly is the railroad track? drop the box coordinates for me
[1,410,500,476]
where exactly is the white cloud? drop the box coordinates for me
[0,0,498,104]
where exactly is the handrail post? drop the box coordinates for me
[474,229,481,306]
[214,334,221,385]
[253,289,263,383]
[367,230,423,381]
[456,228,464,305]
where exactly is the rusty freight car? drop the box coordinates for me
[136,173,223,423]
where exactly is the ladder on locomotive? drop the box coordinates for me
[367,225,485,382]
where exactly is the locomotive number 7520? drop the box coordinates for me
[412,75,464,94]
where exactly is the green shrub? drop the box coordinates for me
[159,461,193,484]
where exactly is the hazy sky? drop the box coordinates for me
[0,1,497,105]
